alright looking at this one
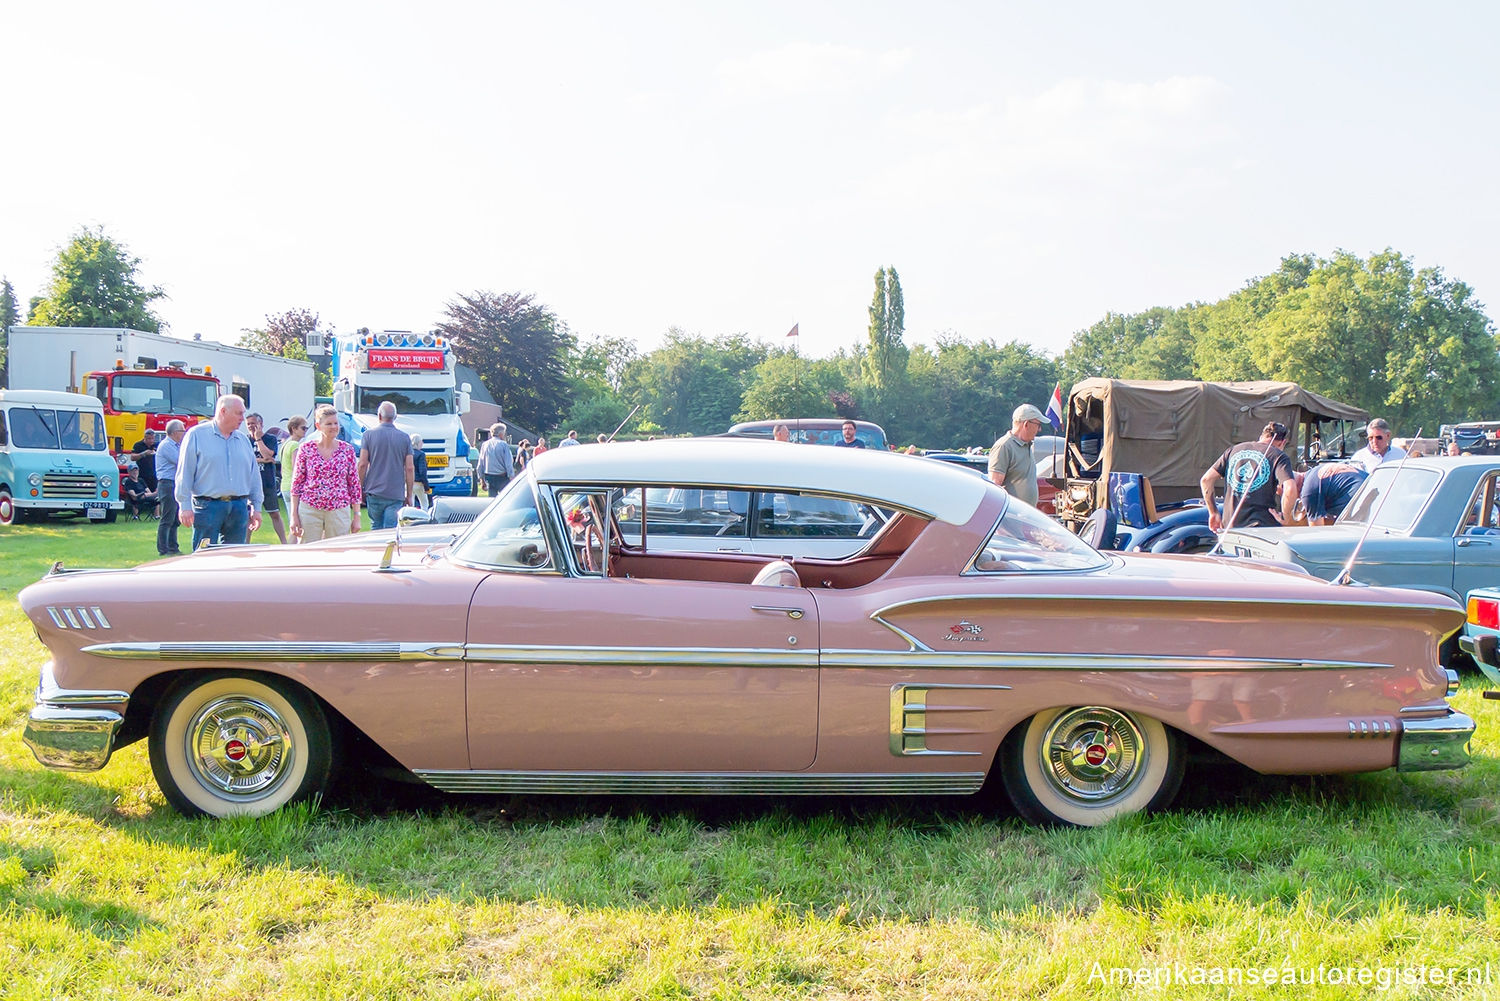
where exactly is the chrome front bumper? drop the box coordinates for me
[22,665,129,772]
[1397,711,1475,772]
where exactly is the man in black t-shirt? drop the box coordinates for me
[130,430,159,492]
[1200,421,1296,531]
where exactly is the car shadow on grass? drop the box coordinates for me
[4,752,1495,923]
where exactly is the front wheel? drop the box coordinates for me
[149,673,334,817]
[1000,706,1183,827]
[0,489,16,526]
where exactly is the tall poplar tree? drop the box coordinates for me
[0,277,18,387]
[864,266,907,391]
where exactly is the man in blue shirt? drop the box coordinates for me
[154,419,187,555]
[1299,462,1368,525]
[176,395,262,550]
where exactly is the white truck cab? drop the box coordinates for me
[330,331,474,496]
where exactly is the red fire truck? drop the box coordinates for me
[82,363,221,472]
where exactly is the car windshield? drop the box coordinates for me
[449,477,551,569]
[1338,465,1441,532]
[5,407,108,450]
[973,499,1109,572]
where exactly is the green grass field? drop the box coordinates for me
[2,517,1498,998]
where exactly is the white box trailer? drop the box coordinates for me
[6,325,316,426]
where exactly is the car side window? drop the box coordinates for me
[642,487,749,538]
[758,491,880,539]
[1460,473,1500,535]
[556,488,616,575]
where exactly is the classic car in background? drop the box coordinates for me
[1458,585,1500,694]
[21,440,1472,826]
[726,418,888,451]
[1218,457,1500,608]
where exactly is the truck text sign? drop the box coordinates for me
[368,349,444,370]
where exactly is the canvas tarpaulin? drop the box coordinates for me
[1066,379,1369,504]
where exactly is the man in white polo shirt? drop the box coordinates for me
[1351,418,1407,472]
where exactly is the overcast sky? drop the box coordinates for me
[3,1,1496,361]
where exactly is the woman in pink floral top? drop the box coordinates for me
[289,405,362,542]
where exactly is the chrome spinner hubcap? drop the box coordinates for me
[186,696,294,797]
[1040,707,1145,803]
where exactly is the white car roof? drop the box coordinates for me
[528,438,992,525]
[0,388,104,410]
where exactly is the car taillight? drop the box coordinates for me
[1467,596,1500,629]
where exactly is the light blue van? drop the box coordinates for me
[0,389,123,525]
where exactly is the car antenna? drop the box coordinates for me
[606,404,642,443]
[1331,426,1421,586]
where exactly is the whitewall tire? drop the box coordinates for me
[1001,706,1184,827]
[149,674,333,818]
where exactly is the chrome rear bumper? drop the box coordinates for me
[1397,711,1475,772]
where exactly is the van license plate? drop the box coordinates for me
[427,455,449,468]
[86,506,108,520]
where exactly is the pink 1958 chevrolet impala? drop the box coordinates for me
[21,439,1474,825]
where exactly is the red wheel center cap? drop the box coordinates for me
[224,738,248,761]
[1084,743,1108,766]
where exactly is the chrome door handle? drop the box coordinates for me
[751,605,804,619]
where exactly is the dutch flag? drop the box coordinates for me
[1044,382,1064,432]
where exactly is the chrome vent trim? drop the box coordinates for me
[44,606,113,630]
[413,770,987,796]
[1347,719,1394,738]
[889,683,1009,756]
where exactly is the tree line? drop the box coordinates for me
[6,228,1495,446]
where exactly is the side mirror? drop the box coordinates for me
[456,389,471,416]
[333,387,353,412]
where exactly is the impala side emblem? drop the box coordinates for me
[45,606,112,630]
[942,619,985,643]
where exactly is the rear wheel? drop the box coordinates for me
[149,673,334,818]
[1001,706,1183,827]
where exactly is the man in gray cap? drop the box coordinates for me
[989,403,1044,506]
